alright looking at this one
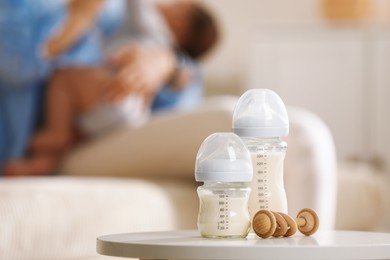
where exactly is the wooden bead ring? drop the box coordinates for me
[252,210,276,239]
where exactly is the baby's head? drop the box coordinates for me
[158,1,219,59]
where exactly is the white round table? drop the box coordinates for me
[97,229,390,260]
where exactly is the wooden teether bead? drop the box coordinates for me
[271,212,288,237]
[278,212,297,237]
[252,210,276,239]
[296,208,319,236]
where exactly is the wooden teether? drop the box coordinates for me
[295,208,319,236]
[252,208,319,238]
[252,210,276,238]
[271,212,288,237]
[278,212,297,237]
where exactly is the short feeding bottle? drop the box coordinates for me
[195,133,253,238]
[232,89,289,222]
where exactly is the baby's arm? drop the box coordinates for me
[168,68,191,90]
[166,51,196,90]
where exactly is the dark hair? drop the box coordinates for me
[183,4,219,59]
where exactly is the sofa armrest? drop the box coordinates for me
[284,107,337,230]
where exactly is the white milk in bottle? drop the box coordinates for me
[197,184,251,237]
[195,133,253,238]
[233,89,289,222]
[245,138,288,217]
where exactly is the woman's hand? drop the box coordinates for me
[106,45,176,103]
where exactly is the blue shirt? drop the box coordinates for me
[0,0,125,171]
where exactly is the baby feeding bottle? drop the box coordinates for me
[232,89,289,222]
[195,133,253,238]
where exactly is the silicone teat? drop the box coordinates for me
[232,89,289,137]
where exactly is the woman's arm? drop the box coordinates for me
[43,0,105,59]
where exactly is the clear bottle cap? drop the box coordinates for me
[232,89,289,137]
[195,133,253,182]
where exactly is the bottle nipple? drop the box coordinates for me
[195,132,253,182]
[232,89,289,137]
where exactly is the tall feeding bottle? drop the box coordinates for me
[232,89,289,220]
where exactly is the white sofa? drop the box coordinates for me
[0,96,338,260]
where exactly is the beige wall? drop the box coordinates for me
[198,0,390,94]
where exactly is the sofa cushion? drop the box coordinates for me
[61,96,237,178]
[0,176,198,260]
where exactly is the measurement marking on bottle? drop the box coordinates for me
[256,153,268,210]
[217,193,230,231]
